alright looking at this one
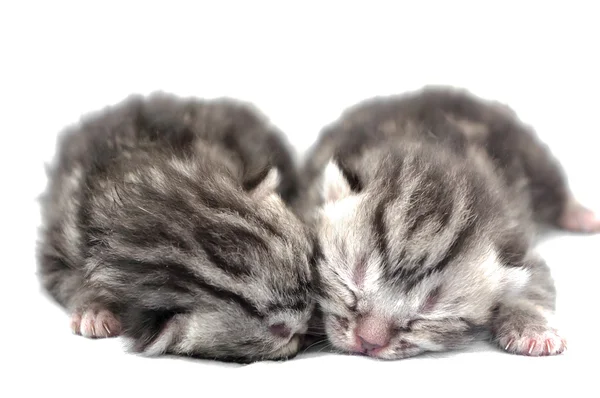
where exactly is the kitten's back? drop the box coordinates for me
[300,86,569,226]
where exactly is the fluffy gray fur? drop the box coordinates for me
[37,92,316,363]
[302,86,596,359]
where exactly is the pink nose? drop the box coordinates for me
[269,323,292,339]
[358,336,385,351]
[355,316,391,353]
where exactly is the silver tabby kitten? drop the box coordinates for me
[302,86,599,359]
[37,92,316,362]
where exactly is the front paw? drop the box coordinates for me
[71,307,121,338]
[496,326,566,356]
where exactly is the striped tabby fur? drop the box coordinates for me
[37,92,315,363]
[302,86,593,359]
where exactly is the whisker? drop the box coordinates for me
[316,342,336,354]
[325,343,345,355]
[302,338,328,353]
[307,325,326,330]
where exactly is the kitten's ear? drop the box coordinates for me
[322,160,353,203]
[250,167,280,198]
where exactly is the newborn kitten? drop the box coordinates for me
[302,86,598,359]
[38,92,316,362]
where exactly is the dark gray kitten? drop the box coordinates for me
[37,92,316,363]
[302,86,599,359]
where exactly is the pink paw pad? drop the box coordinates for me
[71,308,121,339]
[499,328,566,356]
[559,202,600,233]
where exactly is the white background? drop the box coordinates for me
[1,1,599,397]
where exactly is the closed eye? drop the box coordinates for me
[401,317,475,330]
[333,315,350,330]
[266,300,310,313]
[394,319,417,333]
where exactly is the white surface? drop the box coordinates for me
[2,1,599,397]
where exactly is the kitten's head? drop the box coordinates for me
[89,156,317,363]
[312,147,530,359]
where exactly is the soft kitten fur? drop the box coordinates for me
[302,86,599,359]
[37,92,317,363]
